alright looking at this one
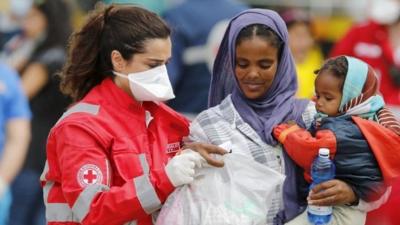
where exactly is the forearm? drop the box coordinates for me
[0,119,31,183]
[21,63,48,99]
[339,177,386,202]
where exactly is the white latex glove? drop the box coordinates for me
[165,150,205,187]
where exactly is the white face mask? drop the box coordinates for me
[113,65,175,102]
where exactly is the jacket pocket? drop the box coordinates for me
[111,135,148,182]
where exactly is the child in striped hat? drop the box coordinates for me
[274,55,400,225]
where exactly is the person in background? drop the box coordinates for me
[189,9,364,225]
[7,1,72,225]
[0,0,36,71]
[0,0,33,50]
[162,0,247,118]
[331,0,400,110]
[281,9,324,99]
[41,5,224,225]
[0,63,31,224]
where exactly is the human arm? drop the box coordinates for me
[52,123,200,225]
[0,69,31,196]
[308,179,391,214]
[0,119,30,195]
[21,47,65,99]
[273,123,337,178]
[20,62,48,99]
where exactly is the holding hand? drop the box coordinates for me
[308,179,358,206]
[182,142,227,167]
[165,150,205,187]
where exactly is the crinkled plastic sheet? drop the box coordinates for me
[156,153,285,225]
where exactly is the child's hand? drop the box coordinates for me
[273,123,300,143]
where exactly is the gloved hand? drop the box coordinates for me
[165,150,205,187]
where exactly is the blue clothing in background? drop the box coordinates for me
[0,63,31,153]
[163,0,247,114]
[0,63,30,225]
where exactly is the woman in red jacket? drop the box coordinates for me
[40,5,224,225]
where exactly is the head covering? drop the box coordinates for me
[340,56,383,115]
[336,56,400,135]
[209,8,309,145]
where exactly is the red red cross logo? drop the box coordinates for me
[77,164,103,187]
[83,169,97,184]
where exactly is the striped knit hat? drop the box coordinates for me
[341,56,400,135]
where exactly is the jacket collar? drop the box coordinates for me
[98,78,144,113]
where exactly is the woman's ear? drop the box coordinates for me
[111,50,125,72]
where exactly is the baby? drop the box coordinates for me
[274,55,400,225]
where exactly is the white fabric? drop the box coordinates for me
[113,65,175,102]
[165,150,205,187]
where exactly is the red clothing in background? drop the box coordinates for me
[331,21,400,105]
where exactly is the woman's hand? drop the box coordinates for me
[182,142,227,167]
[308,179,358,206]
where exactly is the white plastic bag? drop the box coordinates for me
[156,153,285,225]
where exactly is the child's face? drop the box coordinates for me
[314,71,343,116]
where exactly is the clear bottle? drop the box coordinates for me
[307,148,335,225]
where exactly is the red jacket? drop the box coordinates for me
[331,21,400,105]
[40,78,189,225]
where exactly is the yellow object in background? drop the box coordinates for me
[0,1,10,12]
[295,47,324,99]
[313,15,354,42]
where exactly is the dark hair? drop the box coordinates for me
[34,0,72,54]
[236,24,282,51]
[60,5,171,101]
[315,56,348,89]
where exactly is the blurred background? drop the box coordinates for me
[0,0,399,224]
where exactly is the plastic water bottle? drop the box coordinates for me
[307,148,335,225]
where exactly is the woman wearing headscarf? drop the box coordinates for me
[189,9,370,225]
